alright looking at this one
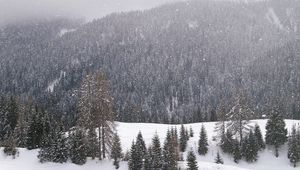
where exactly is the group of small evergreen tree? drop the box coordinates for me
[219,124,265,163]
[287,125,300,167]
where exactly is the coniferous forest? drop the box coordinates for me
[1,0,300,169]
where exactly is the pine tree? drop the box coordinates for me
[214,100,226,144]
[69,128,87,165]
[52,124,68,163]
[265,107,287,157]
[226,90,255,141]
[3,132,18,159]
[254,124,265,150]
[144,147,153,170]
[128,141,142,170]
[111,132,122,169]
[180,124,187,152]
[151,133,163,169]
[288,125,300,167]
[163,129,178,170]
[87,129,99,159]
[233,140,241,163]
[198,125,208,155]
[190,126,194,137]
[187,150,198,170]
[220,130,234,154]
[135,131,147,159]
[242,130,258,162]
[215,151,224,164]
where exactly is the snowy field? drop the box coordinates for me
[1,119,300,170]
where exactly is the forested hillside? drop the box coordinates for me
[0,0,300,126]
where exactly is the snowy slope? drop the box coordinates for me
[1,119,300,170]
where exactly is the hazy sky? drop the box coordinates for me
[0,0,184,24]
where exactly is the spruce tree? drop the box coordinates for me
[187,150,198,170]
[163,129,178,170]
[144,147,153,170]
[265,108,287,157]
[254,124,265,150]
[151,133,163,169]
[52,124,68,163]
[242,130,258,162]
[180,124,187,152]
[69,128,87,165]
[190,126,194,137]
[198,125,208,155]
[233,140,241,163]
[128,141,142,170]
[87,129,99,159]
[135,131,147,159]
[220,130,234,154]
[111,132,122,169]
[215,151,224,164]
[288,125,300,167]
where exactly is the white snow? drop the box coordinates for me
[1,119,300,170]
[266,8,287,32]
[58,29,76,37]
[46,71,66,92]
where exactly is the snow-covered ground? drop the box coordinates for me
[1,119,300,170]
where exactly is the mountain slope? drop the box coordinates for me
[0,0,300,125]
[1,119,299,170]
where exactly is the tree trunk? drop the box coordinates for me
[98,126,102,160]
[275,146,279,157]
[102,126,106,158]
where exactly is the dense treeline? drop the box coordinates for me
[0,0,300,126]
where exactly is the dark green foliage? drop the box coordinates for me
[128,141,143,170]
[144,147,153,170]
[86,129,99,159]
[215,151,224,164]
[187,150,198,170]
[135,131,147,159]
[242,130,258,162]
[190,126,194,137]
[220,130,234,154]
[26,107,50,150]
[198,125,208,155]
[3,134,18,159]
[69,128,87,165]
[254,124,265,150]
[288,125,300,167]
[163,129,178,170]
[111,132,122,169]
[233,140,241,163]
[151,134,163,169]
[265,109,287,157]
[180,125,188,152]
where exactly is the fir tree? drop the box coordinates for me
[163,129,178,170]
[242,130,258,162]
[190,126,194,137]
[215,151,224,164]
[220,130,234,154]
[198,125,208,155]
[111,132,122,169]
[265,108,287,157]
[69,128,87,165]
[214,100,226,144]
[180,124,187,152]
[254,124,265,150]
[128,141,142,170]
[52,124,68,163]
[187,150,198,170]
[233,140,241,163]
[87,129,99,159]
[3,132,18,159]
[288,125,300,167]
[151,133,163,169]
[135,131,147,159]
[144,147,153,170]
